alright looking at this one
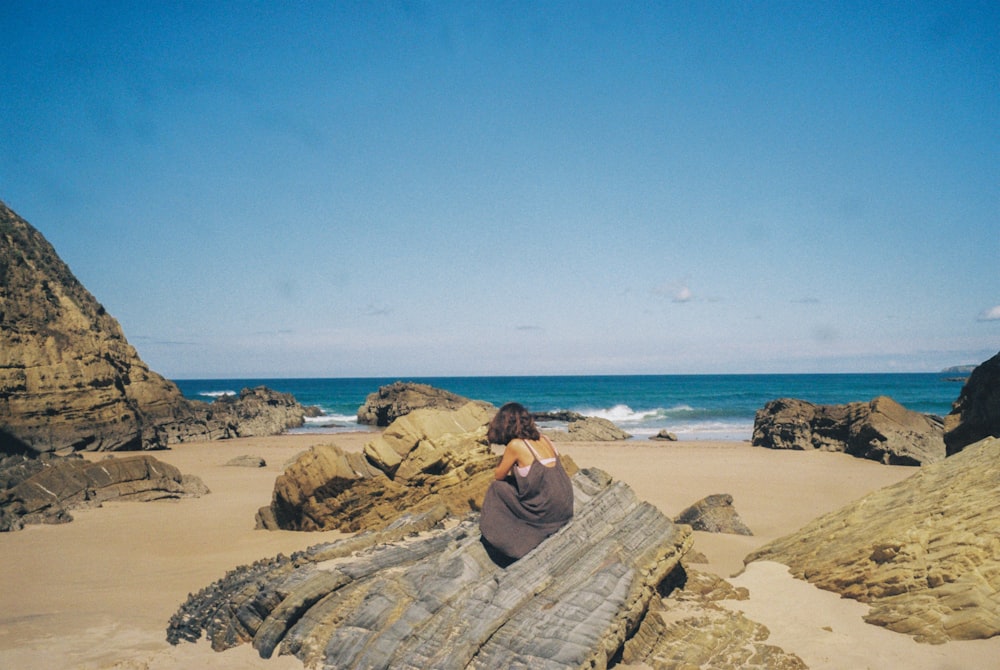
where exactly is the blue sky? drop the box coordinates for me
[2,1,997,378]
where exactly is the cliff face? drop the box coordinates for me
[0,202,304,455]
[944,350,1000,456]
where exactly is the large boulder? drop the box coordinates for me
[746,436,1000,643]
[0,453,208,531]
[256,402,508,532]
[170,468,694,669]
[356,381,493,426]
[0,202,306,455]
[944,351,1000,456]
[752,396,945,465]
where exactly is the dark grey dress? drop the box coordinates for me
[479,439,574,560]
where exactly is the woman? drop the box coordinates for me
[479,402,574,563]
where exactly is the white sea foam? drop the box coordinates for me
[582,404,659,423]
[198,390,237,398]
[304,413,359,426]
[581,404,696,424]
[628,420,754,442]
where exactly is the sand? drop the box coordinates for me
[1,433,996,669]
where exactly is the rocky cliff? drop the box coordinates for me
[0,202,305,455]
[944,350,1000,456]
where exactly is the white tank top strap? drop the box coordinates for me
[523,439,542,460]
[523,438,557,464]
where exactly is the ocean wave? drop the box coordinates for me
[304,412,359,426]
[579,403,714,424]
[198,390,237,398]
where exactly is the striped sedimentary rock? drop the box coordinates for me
[747,436,1000,643]
[622,568,807,669]
[0,453,208,531]
[168,468,692,669]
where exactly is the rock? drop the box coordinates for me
[356,381,493,426]
[0,453,208,531]
[169,467,693,669]
[208,387,307,439]
[545,416,631,442]
[675,493,753,536]
[746,436,1000,643]
[623,566,806,669]
[532,410,587,422]
[256,403,511,532]
[226,455,266,468]
[0,202,307,455]
[752,395,945,465]
[650,429,678,441]
[944,351,1000,456]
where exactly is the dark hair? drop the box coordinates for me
[487,402,540,444]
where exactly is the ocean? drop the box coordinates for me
[173,373,964,442]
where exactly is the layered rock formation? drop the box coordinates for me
[170,468,694,668]
[0,202,306,455]
[622,567,806,669]
[752,395,945,465]
[356,381,492,426]
[746,436,1000,643]
[0,452,208,531]
[674,493,753,536]
[944,351,1000,456]
[256,403,507,532]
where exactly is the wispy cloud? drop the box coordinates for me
[365,304,393,317]
[793,297,821,304]
[252,329,294,336]
[978,305,1000,321]
[516,325,543,332]
[653,280,693,303]
[131,335,195,346]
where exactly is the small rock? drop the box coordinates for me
[674,493,753,536]
[225,455,266,468]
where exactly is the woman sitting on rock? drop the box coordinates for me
[479,402,574,564]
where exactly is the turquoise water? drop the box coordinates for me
[173,373,963,442]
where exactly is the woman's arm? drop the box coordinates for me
[494,442,522,480]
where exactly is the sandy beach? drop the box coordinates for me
[1,433,996,669]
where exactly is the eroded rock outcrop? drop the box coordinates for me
[752,395,944,465]
[623,567,806,669]
[0,453,208,531]
[356,381,493,426]
[545,416,631,442]
[170,468,693,669]
[746,436,1000,643]
[0,202,306,455]
[675,493,753,536]
[256,403,510,532]
[944,351,1000,456]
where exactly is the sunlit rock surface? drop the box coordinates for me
[747,436,1000,643]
